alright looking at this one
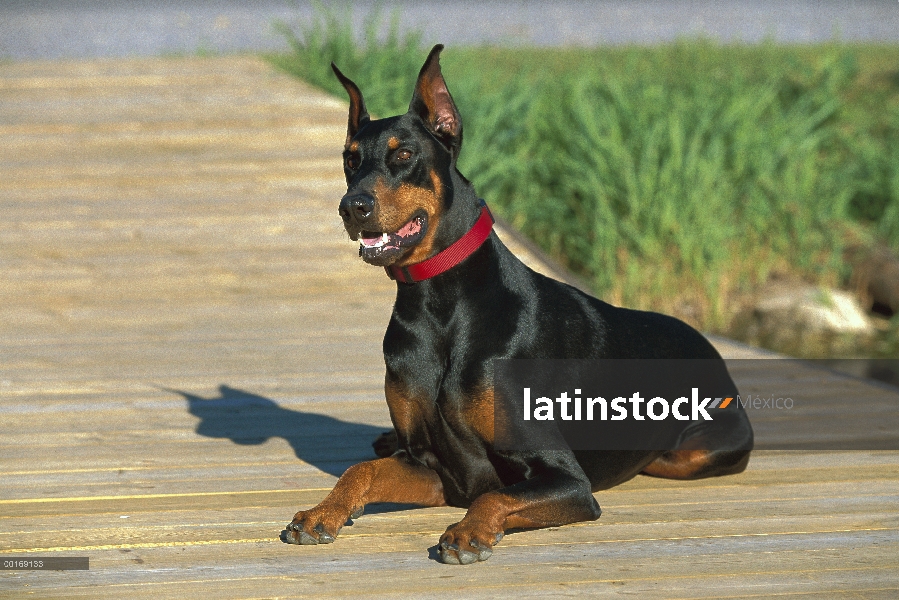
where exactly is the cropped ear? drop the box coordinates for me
[331,63,370,147]
[409,44,462,153]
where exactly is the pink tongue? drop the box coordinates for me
[361,233,381,246]
[396,217,421,238]
[360,217,420,248]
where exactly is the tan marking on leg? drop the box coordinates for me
[641,449,713,479]
[463,386,495,445]
[439,487,598,563]
[333,455,446,508]
[385,377,425,437]
[286,455,446,544]
[438,492,513,563]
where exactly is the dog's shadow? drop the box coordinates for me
[169,384,512,558]
[169,384,387,479]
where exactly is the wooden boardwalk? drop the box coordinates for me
[1,56,897,598]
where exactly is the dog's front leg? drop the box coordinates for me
[283,454,446,545]
[438,468,601,564]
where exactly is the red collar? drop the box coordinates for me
[385,201,494,284]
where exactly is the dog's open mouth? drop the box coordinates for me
[357,212,427,265]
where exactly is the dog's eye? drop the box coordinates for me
[396,149,412,161]
[345,156,360,170]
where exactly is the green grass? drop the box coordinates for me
[268,5,899,354]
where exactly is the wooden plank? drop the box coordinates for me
[3,482,897,547]
[4,532,898,598]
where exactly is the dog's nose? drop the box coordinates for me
[338,194,375,224]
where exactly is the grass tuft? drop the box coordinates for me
[269,5,899,353]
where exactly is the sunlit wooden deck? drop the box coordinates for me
[1,56,897,598]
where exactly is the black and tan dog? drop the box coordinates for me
[283,45,753,564]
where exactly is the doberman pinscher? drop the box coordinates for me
[282,45,753,564]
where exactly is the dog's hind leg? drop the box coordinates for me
[641,446,750,479]
[641,413,753,480]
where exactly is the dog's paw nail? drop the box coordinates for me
[439,541,472,565]
[466,540,493,561]
[349,506,364,519]
[494,532,504,544]
[297,531,319,545]
[313,524,335,543]
[280,529,298,544]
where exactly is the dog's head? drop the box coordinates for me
[332,45,467,268]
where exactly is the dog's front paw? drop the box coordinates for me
[438,521,503,565]
[281,504,363,545]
